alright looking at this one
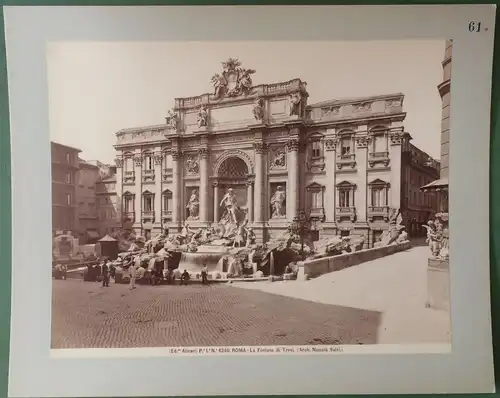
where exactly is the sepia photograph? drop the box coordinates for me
[49,39,452,350]
[5,5,495,397]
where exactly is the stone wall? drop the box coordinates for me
[297,241,412,280]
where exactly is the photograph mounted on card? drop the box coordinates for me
[4,4,495,397]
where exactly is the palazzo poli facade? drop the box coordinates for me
[114,58,434,247]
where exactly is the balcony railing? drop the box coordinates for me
[124,171,135,183]
[123,212,135,222]
[143,169,154,175]
[336,153,356,170]
[142,211,155,222]
[368,151,390,167]
[335,206,356,221]
[367,205,390,221]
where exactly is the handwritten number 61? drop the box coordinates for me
[469,21,482,32]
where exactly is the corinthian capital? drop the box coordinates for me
[171,148,184,160]
[198,148,210,158]
[254,142,269,154]
[286,139,300,152]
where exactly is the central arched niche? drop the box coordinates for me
[217,156,249,178]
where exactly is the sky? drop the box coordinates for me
[47,40,445,164]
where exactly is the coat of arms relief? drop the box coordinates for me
[211,58,256,99]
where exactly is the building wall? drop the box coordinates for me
[439,39,452,180]
[96,177,120,236]
[76,161,100,241]
[401,144,440,237]
[113,89,409,248]
[51,142,80,236]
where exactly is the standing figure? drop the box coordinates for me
[270,186,286,218]
[289,92,302,116]
[101,258,110,287]
[197,106,208,128]
[128,258,137,290]
[186,189,200,220]
[424,220,441,258]
[219,188,239,224]
[201,264,209,285]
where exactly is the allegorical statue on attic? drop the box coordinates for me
[211,57,256,99]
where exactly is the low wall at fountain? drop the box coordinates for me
[297,241,412,280]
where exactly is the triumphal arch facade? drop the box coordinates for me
[114,58,407,246]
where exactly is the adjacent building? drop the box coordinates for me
[113,58,439,247]
[51,141,81,236]
[401,144,440,237]
[421,39,451,213]
[95,166,120,237]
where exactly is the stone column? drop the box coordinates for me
[354,135,369,223]
[286,138,300,221]
[198,148,209,224]
[253,143,268,223]
[246,182,254,222]
[171,148,183,229]
[153,152,163,230]
[133,153,143,231]
[324,138,337,225]
[213,182,220,223]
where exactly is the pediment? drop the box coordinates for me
[123,191,134,196]
[142,190,154,195]
[368,178,389,186]
[336,180,355,188]
[306,182,324,191]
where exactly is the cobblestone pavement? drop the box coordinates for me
[52,280,381,348]
[233,245,451,344]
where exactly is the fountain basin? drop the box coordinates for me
[177,245,231,275]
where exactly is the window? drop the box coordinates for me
[124,195,134,212]
[341,137,351,156]
[311,141,322,158]
[143,153,154,171]
[311,191,322,209]
[124,154,133,172]
[339,189,351,207]
[163,190,173,212]
[368,179,389,208]
[143,194,153,212]
[66,193,72,205]
[65,172,72,184]
[65,152,71,162]
[373,133,387,153]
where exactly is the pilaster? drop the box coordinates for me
[246,181,254,222]
[252,142,268,243]
[153,151,163,229]
[355,132,369,224]
[114,156,123,224]
[286,138,300,221]
[324,138,337,228]
[170,148,183,232]
[133,153,143,231]
[213,182,220,223]
[389,129,404,209]
[198,148,210,224]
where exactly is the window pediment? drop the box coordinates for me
[336,180,356,189]
[123,191,135,196]
[306,182,324,191]
[368,178,389,187]
[162,189,172,195]
[142,190,154,195]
